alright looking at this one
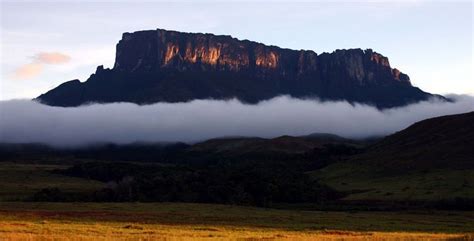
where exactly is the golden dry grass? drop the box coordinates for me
[0,202,473,240]
[0,225,471,241]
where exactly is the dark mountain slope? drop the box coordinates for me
[191,134,361,155]
[37,28,438,108]
[314,112,474,201]
[357,111,474,170]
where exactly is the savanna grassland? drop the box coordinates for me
[0,161,473,241]
[0,202,473,241]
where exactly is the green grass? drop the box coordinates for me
[0,162,104,201]
[312,162,474,201]
[0,202,473,233]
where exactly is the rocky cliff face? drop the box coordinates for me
[113,29,410,85]
[37,28,435,108]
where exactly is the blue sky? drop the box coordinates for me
[1,1,472,100]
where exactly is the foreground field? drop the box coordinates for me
[0,202,472,240]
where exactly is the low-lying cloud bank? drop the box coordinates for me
[1,95,473,147]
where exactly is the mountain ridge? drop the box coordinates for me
[357,111,474,170]
[37,28,438,108]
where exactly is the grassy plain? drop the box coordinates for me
[313,162,474,201]
[0,162,104,201]
[0,202,473,241]
[0,162,473,240]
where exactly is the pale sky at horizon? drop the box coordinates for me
[0,0,473,100]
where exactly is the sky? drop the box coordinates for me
[0,0,473,100]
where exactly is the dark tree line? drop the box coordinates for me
[30,143,363,206]
[36,159,343,207]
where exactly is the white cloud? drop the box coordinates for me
[0,95,472,147]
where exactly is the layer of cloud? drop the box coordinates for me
[11,52,71,80]
[33,52,71,65]
[12,63,44,80]
[0,95,473,147]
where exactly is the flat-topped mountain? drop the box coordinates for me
[37,28,438,108]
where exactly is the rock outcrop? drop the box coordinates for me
[37,28,437,108]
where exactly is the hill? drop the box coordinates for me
[190,134,359,155]
[314,112,474,202]
[358,111,474,170]
[2,113,473,207]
